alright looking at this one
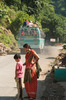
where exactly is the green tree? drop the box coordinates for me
[52,0,66,17]
[9,11,35,38]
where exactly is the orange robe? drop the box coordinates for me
[24,49,37,98]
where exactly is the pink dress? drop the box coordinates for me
[16,61,23,78]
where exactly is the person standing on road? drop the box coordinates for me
[14,54,23,100]
[23,43,39,100]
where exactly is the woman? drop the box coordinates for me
[23,44,39,99]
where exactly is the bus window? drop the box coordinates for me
[24,29,28,35]
[21,29,28,36]
[31,29,38,36]
[20,28,39,36]
[31,29,34,36]
[21,29,24,36]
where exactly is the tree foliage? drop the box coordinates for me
[9,11,35,39]
[52,0,66,17]
[0,0,66,43]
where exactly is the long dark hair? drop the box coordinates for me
[23,43,31,49]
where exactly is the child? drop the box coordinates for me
[14,54,23,100]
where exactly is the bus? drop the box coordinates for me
[18,26,45,53]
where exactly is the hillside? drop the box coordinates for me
[0,27,19,55]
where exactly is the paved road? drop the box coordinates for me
[0,46,62,100]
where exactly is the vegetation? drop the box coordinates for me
[63,44,66,49]
[52,0,66,17]
[0,27,18,51]
[0,0,66,47]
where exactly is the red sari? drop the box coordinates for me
[24,49,37,98]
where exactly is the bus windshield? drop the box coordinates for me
[20,27,39,37]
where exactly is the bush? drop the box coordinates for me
[0,27,18,49]
[63,44,66,49]
[0,34,11,45]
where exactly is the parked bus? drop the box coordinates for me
[18,26,45,53]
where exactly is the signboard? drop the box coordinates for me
[50,38,56,42]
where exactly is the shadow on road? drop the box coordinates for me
[46,57,55,59]
[0,97,15,100]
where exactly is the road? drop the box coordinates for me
[0,46,62,100]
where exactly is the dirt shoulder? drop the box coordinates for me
[40,70,65,100]
[40,50,66,100]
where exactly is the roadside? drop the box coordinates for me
[40,48,66,100]
[40,67,65,100]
